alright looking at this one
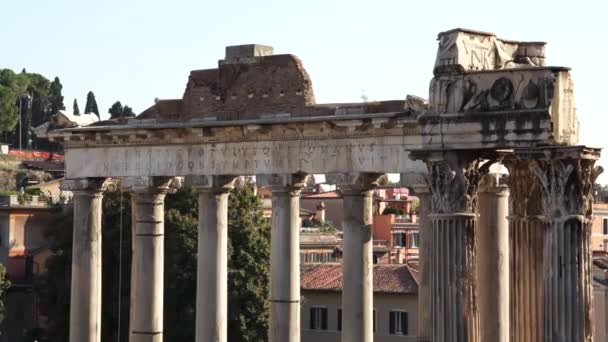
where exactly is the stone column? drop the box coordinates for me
[62,178,108,342]
[327,172,383,342]
[412,151,486,342]
[258,173,308,342]
[124,177,176,342]
[504,158,544,342]
[189,175,236,342]
[521,147,602,342]
[405,173,432,342]
[477,173,509,342]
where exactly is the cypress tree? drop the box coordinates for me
[73,99,80,115]
[84,91,99,117]
[48,77,65,114]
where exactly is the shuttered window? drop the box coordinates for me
[389,311,408,335]
[310,307,328,330]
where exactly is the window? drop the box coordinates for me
[409,232,419,248]
[393,232,406,247]
[603,218,608,235]
[310,307,328,330]
[337,309,342,331]
[389,311,408,335]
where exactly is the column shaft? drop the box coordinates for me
[506,158,544,342]
[129,187,167,342]
[416,191,432,341]
[68,180,105,342]
[196,189,230,342]
[477,175,509,342]
[269,189,301,342]
[431,213,479,342]
[341,189,374,342]
[543,218,593,342]
[509,217,543,342]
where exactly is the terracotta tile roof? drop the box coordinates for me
[301,263,418,294]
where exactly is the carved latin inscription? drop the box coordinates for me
[65,137,426,178]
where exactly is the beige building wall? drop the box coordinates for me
[595,283,608,342]
[301,290,419,342]
[592,203,608,252]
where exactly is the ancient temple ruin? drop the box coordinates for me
[42,28,601,342]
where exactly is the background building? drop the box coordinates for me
[300,263,419,342]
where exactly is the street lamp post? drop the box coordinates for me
[18,96,22,150]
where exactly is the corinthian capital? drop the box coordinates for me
[412,150,491,214]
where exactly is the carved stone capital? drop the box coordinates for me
[326,172,384,195]
[122,176,177,194]
[412,150,490,214]
[256,173,309,194]
[518,147,602,219]
[185,175,237,194]
[61,178,112,195]
[503,157,543,218]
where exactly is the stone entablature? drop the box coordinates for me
[47,113,426,178]
[434,28,546,74]
[424,66,578,147]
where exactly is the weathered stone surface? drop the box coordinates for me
[434,28,546,74]
[64,136,426,178]
[425,67,579,146]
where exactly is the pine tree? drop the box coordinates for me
[108,101,123,119]
[73,99,80,115]
[84,91,99,117]
[48,77,65,114]
[122,105,134,117]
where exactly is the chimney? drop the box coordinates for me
[316,202,326,223]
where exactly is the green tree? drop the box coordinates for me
[109,101,135,119]
[108,101,124,119]
[84,91,99,117]
[382,206,405,215]
[48,77,65,115]
[122,105,134,117]
[227,184,270,342]
[0,85,18,132]
[73,99,80,115]
[0,263,11,331]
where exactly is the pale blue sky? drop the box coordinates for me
[2,0,607,181]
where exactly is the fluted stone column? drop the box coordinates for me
[124,177,176,342]
[522,147,602,342]
[405,173,432,342]
[412,151,486,342]
[62,178,108,342]
[189,175,236,342]
[505,158,544,342]
[477,173,509,342]
[328,172,383,342]
[258,173,308,342]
